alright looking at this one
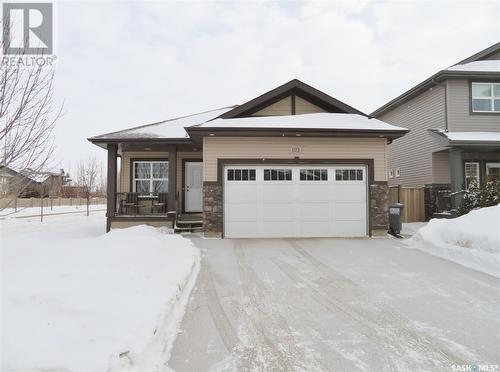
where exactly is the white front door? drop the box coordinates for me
[185,162,203,212]
[224,165,368,238]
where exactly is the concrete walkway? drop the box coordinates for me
[168,237,500,371]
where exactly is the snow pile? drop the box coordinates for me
[408,205,500,278]
[1,213,200,372]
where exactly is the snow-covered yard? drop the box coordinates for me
[0,203,105,219]
[1,212,200,371]
[406,204,500,278]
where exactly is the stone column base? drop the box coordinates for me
[370,182,389,235]
[203,182,222,238]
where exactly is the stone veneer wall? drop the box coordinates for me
[203,182,223,238]
[369,182,389,235]
[203,181,390,238]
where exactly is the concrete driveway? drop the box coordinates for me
[168,237,500,371]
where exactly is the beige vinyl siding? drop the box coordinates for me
[252,96,291,116]
[379,84,448,186]
[295,96,326,114]
[203,136,387,182]
[447,79,500,132]
[432,151,451,184]
[120,151,201,197]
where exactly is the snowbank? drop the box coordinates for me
[407,205,500,278]
[1,212,200,371]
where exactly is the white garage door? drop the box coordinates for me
[224,165,367,238]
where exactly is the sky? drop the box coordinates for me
[49,0,500,173]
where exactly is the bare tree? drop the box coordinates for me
[76,156,101,216]
[0,20,63,196]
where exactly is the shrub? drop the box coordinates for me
[458,178,500,216]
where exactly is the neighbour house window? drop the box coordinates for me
[486,162,500,181]
[388,169,394,179]
[335,169,364,181]
[465,162,480,189]
[264,169,292,181]
[395,168,401,178]
[471,82,500,113]
[133,161,168,195]
[300,169,328,181]
[227,169,256,181]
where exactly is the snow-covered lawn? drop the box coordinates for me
[401,222,427,236]
[406,204,500,278]
[1,212,200,372]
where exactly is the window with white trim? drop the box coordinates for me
[471,82,500,113]
[227,169,256,181]
[300,169,328,181]
[486,162,500,181]
[133,161,168,195]
[389,169,394,178]
[335,169,363,181]
[465,162,480,189]
[264,169,292,181]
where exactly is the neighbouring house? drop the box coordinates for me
[0,166,70,198]
[88,79,407,237]
[372,43,500,219]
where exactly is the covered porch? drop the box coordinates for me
[105,142,203,231]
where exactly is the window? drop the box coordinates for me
[335,168,364,181]
[133,161,168,195]
[227,169,256,181]
[389,169,394,179]
[300,169,328,181]
[471,82,500,113]
[465,162,480,189]
[486,162,500,181]
[264,169,292,181]
[395,168,401,178]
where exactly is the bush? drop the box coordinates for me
[458,178,500,216]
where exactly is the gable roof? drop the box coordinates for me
[371,43,500,117]
[219,79,367,118]
[88,107,236,145]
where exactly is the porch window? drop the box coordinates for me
[464,162,480,189]
[133,161,168,195]
[486,162,500,181]
[471,82,500,113]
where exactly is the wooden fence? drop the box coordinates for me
[389,186,425,223]
[0,197,106,210]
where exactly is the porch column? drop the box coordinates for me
[168,145,177,215]
[449,148,463,210]
[106,144,118,232]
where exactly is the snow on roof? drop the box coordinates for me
[448,60,500,73]
[92,107,235,140]
[194,112,408,132]
[432,129,500,143]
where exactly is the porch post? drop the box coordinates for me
[168,145,177,216]
[449,148,463,210]
[106,144,118,232]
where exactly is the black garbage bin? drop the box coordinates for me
[389,203,404,235]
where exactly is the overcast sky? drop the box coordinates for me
[52,0,499,173]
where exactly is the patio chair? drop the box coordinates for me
[122,192,140,215]
[152,192,168,214]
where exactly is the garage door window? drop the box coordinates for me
[335,169,363,181]
[300,169,328,181]
[264,169,292,181]
[227,169,256,181]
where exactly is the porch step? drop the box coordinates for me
[174,214,203,233]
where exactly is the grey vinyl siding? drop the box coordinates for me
[432,151,451,184]
[379,84,448,186]
[447,79,500,132]
[482,50,500,60]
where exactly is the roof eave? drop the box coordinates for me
[371,70,500,117]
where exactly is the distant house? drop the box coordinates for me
[89,79,408,236]
[0,166,70,197]
[372,43,500,219]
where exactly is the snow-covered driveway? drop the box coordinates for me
[169,237,500,371]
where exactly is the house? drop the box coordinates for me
[89,79,407,237]
[0,166,69,197]
[372,43,500,218]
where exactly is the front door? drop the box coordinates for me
[185,162,203,212]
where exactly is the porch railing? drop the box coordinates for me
[115,192,169,216]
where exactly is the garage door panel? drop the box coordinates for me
[224,165,368,238]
